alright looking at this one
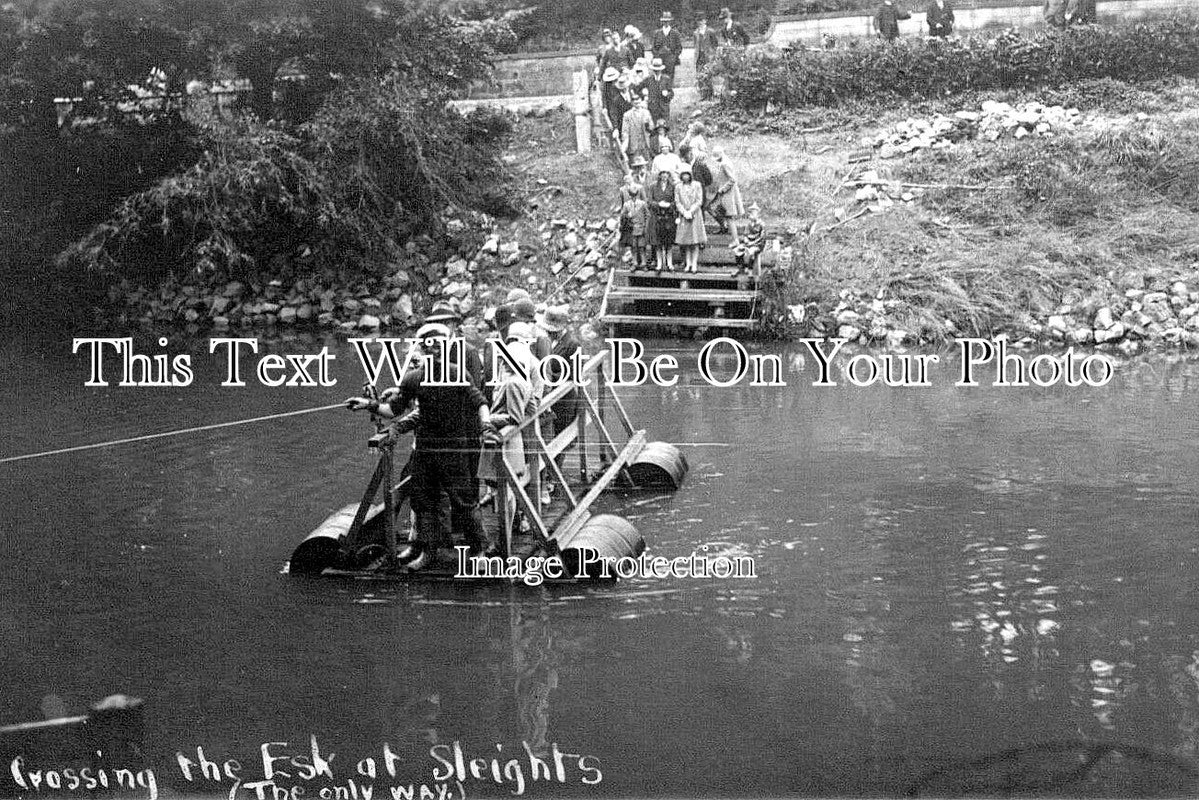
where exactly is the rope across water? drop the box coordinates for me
[0,402,347,465]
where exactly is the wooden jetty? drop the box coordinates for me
[599,228,779,334]
[288,349,689,583]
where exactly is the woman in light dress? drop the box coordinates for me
[674,166,707,273]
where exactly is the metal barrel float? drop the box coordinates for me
[289,504,369,574]
[627,441,689,490]
[561,514,644,579]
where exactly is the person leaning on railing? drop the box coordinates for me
[345,323,496,562]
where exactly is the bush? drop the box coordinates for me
[713,17,1199,109]
[59,18,520,284]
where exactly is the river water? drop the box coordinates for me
[2,334,1199,797]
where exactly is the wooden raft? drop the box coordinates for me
[298,349,651,581]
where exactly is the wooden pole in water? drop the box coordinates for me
[573,70,591,154]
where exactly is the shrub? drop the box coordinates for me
[713,17,1199,109]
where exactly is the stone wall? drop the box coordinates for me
[767,0,1191,43]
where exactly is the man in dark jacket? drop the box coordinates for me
[718,7,751,47]
[694,14,721,99]
[644,59,673,124]
[538,306,582,439]
[874,0,910,40]
[346,323,493,560]
[925,0,954,36]
[649,11,683,86]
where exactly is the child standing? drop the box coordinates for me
[621,191,649,269]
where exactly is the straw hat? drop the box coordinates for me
[506,321,538,342]
[630,155,649,168]
[650,58,666,71]
[602,67,620,82]
[659,11,674,22]
[424,301,460,323]
[415,322,451,341]
[506,288,532,304]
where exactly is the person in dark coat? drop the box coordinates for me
[694,15,721,99]
[649,11,683,86]
[718,7,751,47]
[346,323,492,560]
[874,0,910,40]
[538,306,582,438]
[644,59,673,125]
[622,26,646,68]
[925,0,954,36]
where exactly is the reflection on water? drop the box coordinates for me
[2,337,1199,796]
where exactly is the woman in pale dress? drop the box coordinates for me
[480,324,535,534]
[709,145,746,239]
[674,166,707,273]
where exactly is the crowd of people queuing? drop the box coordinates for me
[345,295,583,571]
[595,9,765,276]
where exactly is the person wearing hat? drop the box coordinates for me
[478,320,536,520]
[345,322,493,563]
[650,140,682,183]
[621,95,654,166]
[425,301,484,391]
[599,66,623,134]
[596,28,619,74]
[537,305,582,441]
[621,25,645,68]
[646,168,677,272]
[694,14,722,99]
[674,165,707,273]
[733,201,766,277]
[619,181,650,269]
[718,7,751,46]
[708,145,746,239]
[649,11,683,86]
[629,153,649,185]
[644,57,674,122]
[510,296,552,371]
[649,118,673,158]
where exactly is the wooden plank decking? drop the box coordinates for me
[600,229,778,333]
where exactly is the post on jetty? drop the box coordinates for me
[573,69,591,154]
[288,348,690,582]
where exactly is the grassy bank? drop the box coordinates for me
[702,76,1199,346]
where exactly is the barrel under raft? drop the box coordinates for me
[627,441,689,490]
[561,514,645,579]
[289,503,380,574]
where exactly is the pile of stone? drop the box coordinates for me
[832,170,923,221]
[870,101,1084,158]
[791,270,1199,350]
[108,213,622,335]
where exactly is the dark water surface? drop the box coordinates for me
[3,335,1199,797]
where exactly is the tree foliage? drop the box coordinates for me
[1,0,520,296]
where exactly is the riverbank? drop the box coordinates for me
[86,74,1199,353]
